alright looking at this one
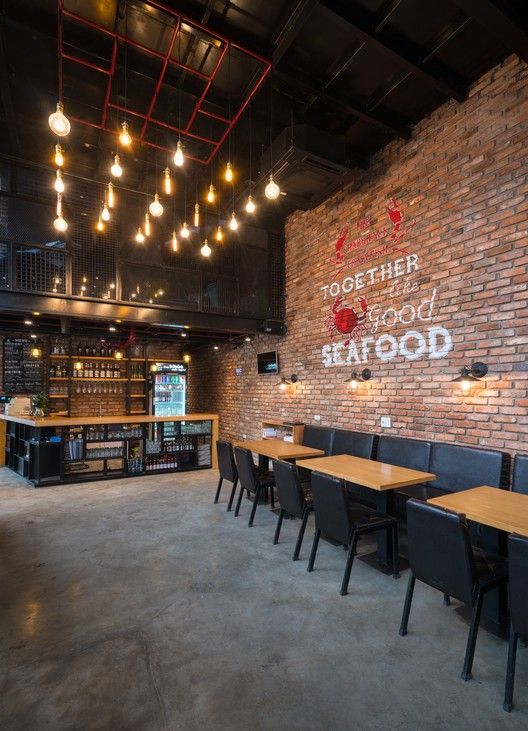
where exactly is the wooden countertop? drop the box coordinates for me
[428,486,528,537]
[0,413,217,428]
[296,454,436,491]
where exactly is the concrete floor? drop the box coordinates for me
[0,468,526,731]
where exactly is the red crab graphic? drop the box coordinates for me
[325,296,368,345]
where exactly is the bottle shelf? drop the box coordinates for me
[130,378,146,381]
[49,377,68,381]
[49,394,68,399]
[130,394,146,398]
[72,355,130,361]
[72,377,128,381]
[50,354,69,359]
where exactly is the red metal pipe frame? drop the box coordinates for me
[58,1,271,164]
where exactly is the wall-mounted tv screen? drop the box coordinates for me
[257,351,279,375]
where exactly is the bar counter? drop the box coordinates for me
[1,413,218,486]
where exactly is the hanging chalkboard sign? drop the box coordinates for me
[2,338,44,394]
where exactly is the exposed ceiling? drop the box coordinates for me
[2,0,528,216]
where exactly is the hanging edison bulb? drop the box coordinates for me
[110,154,123,178]
[107,182,115,208]
[135,227,145,243]
[164,167,171,195]
[149,193,163,217]
[245,194,256,213]
[101,200,110,222]
[48,101,71,136]
[54,169,65,193]
[96,216,105,233]
[206,184,216,203]
[265,173,280,200]
[53,194,68,232]
[215,225,223,243]
[225,161,233,183]
[193,202,200,228]
[174,139,184,167]
[171,230,178,252]
[54,144,64,167]
[229,211,238,231]
[201,239,211,257]
[144,212,151,236]
[119,121,131,147]
[180,221,190,238]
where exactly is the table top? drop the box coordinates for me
[295,454,436,491]
[428,486,528,537]
[237,439,324,460]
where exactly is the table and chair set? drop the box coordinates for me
[213,426,528,713]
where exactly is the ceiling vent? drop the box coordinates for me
[259,124,354,213]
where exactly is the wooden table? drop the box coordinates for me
[428,486,528,537]
[296,454,436,569]
[237,439,324,461]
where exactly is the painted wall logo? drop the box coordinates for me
[321,198,453,367]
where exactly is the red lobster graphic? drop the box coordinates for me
[387,197,415,251]
[325,296,368,346]
[334,225,349,264]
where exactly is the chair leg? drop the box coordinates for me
[340,531,359,596]
[293,507,310,561]
[399,572,416,636]
[273,509,285,544]
[214,476,223,503]
[307,529,321,572]
[234,485,245,517]
[462,587,485,681]
[391,524,399,579]
[248,486,261,527]
[503,626,518,712]
[270,486,275,510]
[226,477,238,512]
[444,593,451,606]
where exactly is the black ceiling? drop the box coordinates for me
[1,0,528,213]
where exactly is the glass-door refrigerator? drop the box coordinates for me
[149,362,187,417]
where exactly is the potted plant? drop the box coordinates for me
[30,392,49,417]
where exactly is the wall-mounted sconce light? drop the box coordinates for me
[114,350,124,360]
[452,362,488,395]
[277,374,298,391]
[150,364,158,372]
[183,354,191,364]
[30,345,42,358]
[344,368,372,390]
[73,360,83,371]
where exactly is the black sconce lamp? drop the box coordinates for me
[452,361,488,395]
[344,368,372,391]
[277,374,298,391]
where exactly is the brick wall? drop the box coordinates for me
[191,55,528,457]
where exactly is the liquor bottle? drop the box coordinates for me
[94,364,99,378]
[91,344,97,357]
[84,342,90,356]
[101,344,106,358]
[77,342,82,356]
[50,364,56,378]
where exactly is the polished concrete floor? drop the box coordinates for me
[0,467,526,731]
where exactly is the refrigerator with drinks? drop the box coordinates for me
[149,362,187,417]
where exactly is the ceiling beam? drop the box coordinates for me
[320,0,468,102]
[451,0,528,62]
[272,0,320,64]
[274,65,411,139]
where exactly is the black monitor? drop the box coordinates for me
[257,351,279,375]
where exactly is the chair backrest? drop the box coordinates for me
[377,436,431,472]
[428,443,506,493]
[331,429,377,459]
[272,459,307,518]
[310,472,353,545]
[216,441,237,482]
[234,447,259,494]
[508,534,528,638]
[512,455,528,495]
[302,426,335,455]
[406,499,476,604]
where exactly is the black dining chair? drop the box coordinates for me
[503,533,528,712]
[271,459,313,560]
[399,499,508,681]
[214,441,238,511]
[233,447,275,527]
[307,472,399,595]
[512,454,528,495]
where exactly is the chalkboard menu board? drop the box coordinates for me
[3,338,44,394]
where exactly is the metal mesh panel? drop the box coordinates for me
[0,242,9,288]
[120,262,201,308]
[238,243,269,317]
[269,230,285,320]
[202,275,236,314]
[15,244,67,294]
